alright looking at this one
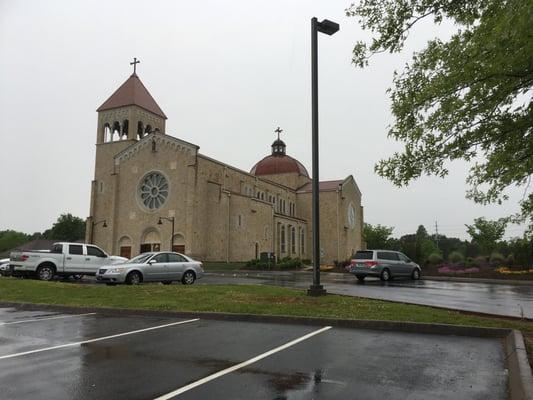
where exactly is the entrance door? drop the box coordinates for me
[120,246,131,259]
[140,243,160,253]
[172,245,185,253]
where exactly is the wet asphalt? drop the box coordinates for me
[202,272,533,319]
[0,307,508,399]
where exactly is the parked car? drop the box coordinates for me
[96,251,204,285]
[0,258,11,276]
[10,243,127,281]
[349,250,421,282]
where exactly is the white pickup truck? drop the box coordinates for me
[10,242,127,281]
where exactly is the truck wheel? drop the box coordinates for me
[126,271,142,285]
[37,265,55,281]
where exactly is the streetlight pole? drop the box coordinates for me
[307,17,339,297]
[90,219,107,244]
[158,217,175,251]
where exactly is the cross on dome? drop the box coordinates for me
[275,126,283,140]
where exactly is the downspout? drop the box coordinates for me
[227,192,231,263]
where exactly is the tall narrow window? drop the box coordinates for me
[300,228,305,255]
[291,227,296,254]
[281,226,286,254]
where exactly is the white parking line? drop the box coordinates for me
[0,318,199,360]
[0,313,97,326]
[154,325,332,400]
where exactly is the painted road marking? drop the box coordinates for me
[154,325,332,399]
[0,313,97,326]
[0,318,199,360]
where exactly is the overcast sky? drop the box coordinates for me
[0,0,526,240]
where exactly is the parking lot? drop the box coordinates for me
[0,306,509,400]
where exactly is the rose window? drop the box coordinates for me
[138,172,169,210]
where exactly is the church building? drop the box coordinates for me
[86,70,364,263]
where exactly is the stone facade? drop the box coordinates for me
[86,74,364,263]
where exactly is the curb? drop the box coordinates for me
[1,301,532,398]
[504,330,533,400]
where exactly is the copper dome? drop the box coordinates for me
[250,154,309,177]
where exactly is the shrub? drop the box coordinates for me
[489,252,505,266]
[505,253,515,266]
[448,251,464,263]
[465,257,475,268]
[427,252,443,265]
[302,259,311,265]
[278,258,303,270]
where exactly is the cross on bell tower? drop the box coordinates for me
[130,57,140,75]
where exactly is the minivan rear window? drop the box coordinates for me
[354,251,374,260]
[378,252,399,261]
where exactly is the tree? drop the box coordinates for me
[363,223,394,249]
[0,230,30,254]
[43,214,86,242]
[465,217,508,255]
[346,0,533,228]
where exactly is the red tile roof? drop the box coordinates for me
[97,73,167,119]
[296,179,344,193]
[250,155,309,177]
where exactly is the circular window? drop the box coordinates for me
[138,171,169,210]
[347,203,356,229]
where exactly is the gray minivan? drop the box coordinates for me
[349,250,421,282]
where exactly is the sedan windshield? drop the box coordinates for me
[126,253,154,264]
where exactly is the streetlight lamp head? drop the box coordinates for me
[317,19,339,35]
[157,218,163,225]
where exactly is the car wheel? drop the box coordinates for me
[380,268,391,282]
[162,281,173,285]
[356,275,365,282]
[412,268,421,280]
[36,265,55,281]
[72,274,83,280]
[181,271,196,285]
[126,271,142,285]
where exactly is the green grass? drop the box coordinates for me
[1,277,531,364]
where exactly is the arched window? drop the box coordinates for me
[112,121,121,141]
[103,123,111,142]
[122,119,129,138]
[137,121,144,139]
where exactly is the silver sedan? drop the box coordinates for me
[96,252,204,285]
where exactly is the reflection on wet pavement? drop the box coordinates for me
[203,273,533,318]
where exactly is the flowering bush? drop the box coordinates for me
[438,266,480,274]
[495,267,533,275]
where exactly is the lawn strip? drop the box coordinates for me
[0,277,531,365]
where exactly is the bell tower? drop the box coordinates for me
[87,60,168,249]
[95,59,167,144]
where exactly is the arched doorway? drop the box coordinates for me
[118,236,132,259]
[172,234,185,254]
[140,228,161,253]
